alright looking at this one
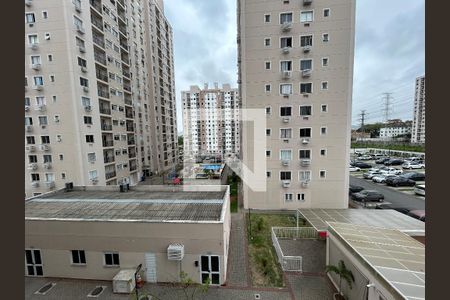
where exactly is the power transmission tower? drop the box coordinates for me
[359,110,367,142]
[382,93,393,124]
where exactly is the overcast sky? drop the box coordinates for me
[165,0,425,132]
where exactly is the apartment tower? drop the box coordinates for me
[182,84,240,159]
[411,75,425,144]
[238,0,356,209]
[24,0,177,197]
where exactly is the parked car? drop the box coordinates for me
[401,172,425,182]
[414,184,425,196]
[385,176,415,187]
[349,185,364,195]
[349,166,361,172]
[402,161,425,169]
[351,190,384,202]
[359,155,373,161]
[384,159,404,166]
[408,210,425,222]
[380,167,403,176]
[372,174,397,183]
[375,157,390,164]
[363,170,382,179]
[375,204,411,215]
[352,162,372,169]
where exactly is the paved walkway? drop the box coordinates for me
[226,213,249,287]
[286,274,334,300]
[278,239,326,274]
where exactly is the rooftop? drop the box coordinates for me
[25,186,228,223]
[298,209,425,236]
[328,222,425,300]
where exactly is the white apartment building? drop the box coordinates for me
[379,125,411,139]
[238,0,356,209]
[411,75,425,144]
[182,84,240,159]
[24,0,177,198]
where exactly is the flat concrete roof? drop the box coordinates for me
[298,209,425,236]
[25,186,228,223]
[328,222,425,300]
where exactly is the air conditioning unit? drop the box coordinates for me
[38,104,46,111]
[26,145,36,152]
[29,43,38,50]
[301,180,310,187]
[282,92,290,98]
[25,106,30,112]
[26,125,33,132]
[33,85,43,91]
[83,86,89,92]
[31,181,39,188]
[282,180,291,188]
[46,181,55,189]
[76,24,85,34]
[112,270,136,294]
[81,66,87,73]
[167,243,184,260]
[303,0,313,5]
[281,22,292,32]
[84,105,92,112]
[79,45,86,53]
[302,69,312,77]
[40,144,50,151]
[28,163,38,170]
[282,117,290,123]
[44,162,52,169]
[282,47,291,54]
[282,160,289,166]
[300,159,311,167]
[301,138,310,144]
[32,63,41,70]
[282,70,291,79]
[302,116,309,120]
[302,45,311,53]
[90,177,98,184]
[25,0,32,6]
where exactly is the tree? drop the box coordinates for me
[203,168,213,179]
[179,271,210,300]
[326,260,355,299]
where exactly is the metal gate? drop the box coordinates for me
[145,253,157,283]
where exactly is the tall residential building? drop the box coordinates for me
[24,0,177,197]
[238,0,356,209]
[411,75,425,144]
[182,84,240,159]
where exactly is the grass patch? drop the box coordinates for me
[230,196,238,213]
[351,142,425,153]
[227,174,240,213]
[247,213,298,287]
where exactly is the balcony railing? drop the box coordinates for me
[105,171,116,179]
[94,51,106,65]
[104,156,115,163]
[127,139,135,145]
[89,0,102,13]
[97,89,110,99]
[101,124,112,131]
[92,34,105,49]
[102,140,114,147]
[91,16,103,31]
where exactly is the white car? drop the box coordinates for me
[414,184,425,196]
[359,155,373,161]
[402,161,425,169]
[349,166,361,172]
[380,167,403,176]
[372,174,397,183]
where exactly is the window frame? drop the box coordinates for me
[284,193,294,202]
[299,127,312,138]
[323,8,330,17]
[264,14,271,23]
[320,126,327,135]
[279,12,293,24]
[300,82,313,94]
[299,105,312,116]
[103,252,120,267]
[321,81,329,90]
[280,149,292,161]
[280,106,293,117]
[299,149,311,160]
[280,128,293,139]
[300,10,314,23]
[280,170,292,181]
[322,57,329,67]
[71,250,86,265]
[300,34,313,47]
[280,36,293,48]
[264,37,271,47]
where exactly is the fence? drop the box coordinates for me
[271,226,318,271]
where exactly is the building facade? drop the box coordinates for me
[238,0,356,209]
[411,75,425,144]
[182,84,240,159]
[379,123,412,139]
[25,0,178,197]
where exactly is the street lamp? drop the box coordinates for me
[135,263,142,300]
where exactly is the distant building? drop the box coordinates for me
[412,76,425,143]
[379,120,412,139]
[351,130,370,141]
[25,185,230,285]
[182,84,240,160]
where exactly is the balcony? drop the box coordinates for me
[90,12,103,31]
[102,140,113,147]
[105,171,116,179]
[104,156,115,164]
[99,105,111,115]
[89,0,102,13]
[101,124,112,131]
[97,82,109,99]
[127,138,135,146]
[95,65,108,82]
[93,34,105,50]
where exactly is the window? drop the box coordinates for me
[300,59,312,70]
[26,136,35,144]
[284,193,293,202]
[265,84,271,92]
[300,105,312,116]
[266,129,271,136]
[77,57,87,67]
[280,13,293,24]
[267,171,272,178]
[25,117,33,125]
[33,76,44,86]
[84,116,93,125]
[264,38,271,46]
[41,136,50,144]
[320,149,327,156]
[79,77,89,87]
[321,127,327,135]
[280,171,292,181]
[324,9,330,17]
[73,16,83,27]
[61,173,66,180]
[31,173,40,181]
[322,57,329,67]
[45,33,51,40]
[320,170,326,178]
[49,75,55,82]
[280,128,292,139]
[264,14,271,23]
[42,11,48,19]
[88,170,98,180]
[25,97,31,106]
[25,13,35,24]
[299,170,311,181]
[48,54,53,61]
[323,33,329,42]
[38,116,48,125]
[265,106,272,115]
[297,193,305,201]
[300,35,313,47]
[43,155,52,163]
[87,153,96,162]
[265,61,271,70]
[300,11,313,23]
[266,150,271,157]
[280,150,292,161]
[300,128,311,137]
[300,83,312,94]
[321,82,328,90]
[283,0,290,4]
[29,155,37,163]
[299,149,311,159]
[280,107,292,116]
[85,135,94,143]
[82,97,91,107]
[280,84,292,95]
[75,37,85,47]
[104,252,120,266]
[280,61,292,71]
[321,104,328,112]
[59,154,64,161]
[31,55,41,65]
[280,37,292,48]
[28,34,39,44]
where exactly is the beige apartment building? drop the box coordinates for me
[24,0,178,198]
[411,75,425,144]
[238,0,356,210]
[182,83,240,159]
[25,185,230,285]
